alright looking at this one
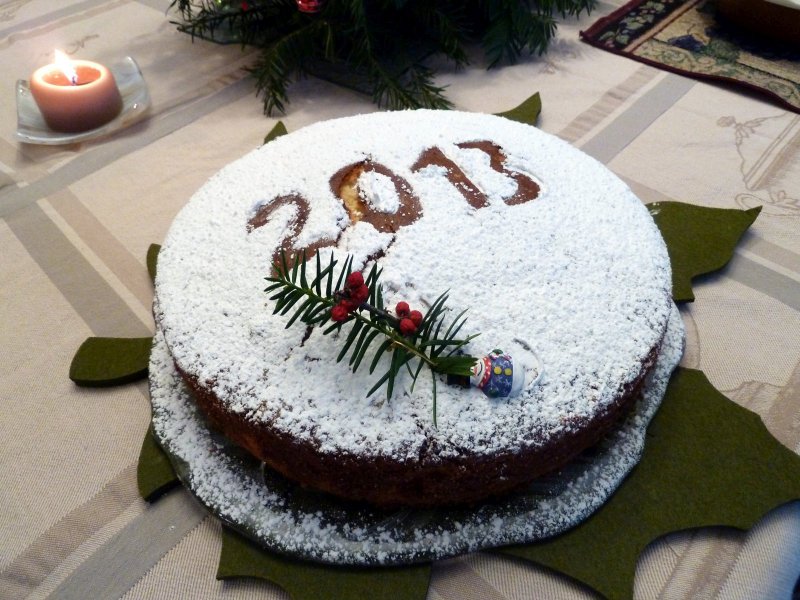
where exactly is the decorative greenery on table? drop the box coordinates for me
[68,98,800,599]
[168,0,593,114]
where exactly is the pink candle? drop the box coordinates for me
[29,51,123,133]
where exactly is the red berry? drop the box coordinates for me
[346,271,364,289]
[351,284,370,304]
[340,299,359,312]
[330,304,349,322]
[399,318,417,336]
[395,301,410,318]
[409,310,423,327]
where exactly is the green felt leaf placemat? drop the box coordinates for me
[497,367,800,600]
[218,527,432,600]
[495,92,542,125]
[66,100,789,599]
[648,202,761,302]
[146,243,160,283]
[264,120,288,145]
[69,336,152,387]
[137,424,179,501]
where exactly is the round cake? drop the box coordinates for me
[153,110,680,508]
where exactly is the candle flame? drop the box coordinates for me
[54,49,78,85]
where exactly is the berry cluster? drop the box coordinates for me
[268,250,477,412]
[328,270,424,337]
[330,271,370,322]
[395,301,423,336]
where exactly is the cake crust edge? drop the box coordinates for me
[173,338,662,508]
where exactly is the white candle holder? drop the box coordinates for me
[16,56,150,145]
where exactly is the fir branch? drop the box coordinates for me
[169,0,281,44]
[370,60,453,111]
[250,19,329,114]
[265,251,478,421]
[401,2,471,67]
[169,0,596,114]
[482,0,558,66]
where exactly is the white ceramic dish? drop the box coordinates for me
[16,56,150,145]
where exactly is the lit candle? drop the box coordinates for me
[29,50,123,133]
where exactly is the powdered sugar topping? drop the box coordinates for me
[154,110,676,459]
[357,169,401,213]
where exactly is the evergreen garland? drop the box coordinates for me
[168,0,594,114]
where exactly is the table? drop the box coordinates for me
[2,1,799,598]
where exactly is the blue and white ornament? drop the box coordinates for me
[469,344,543,398]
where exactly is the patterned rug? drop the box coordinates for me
[580,0,800,113]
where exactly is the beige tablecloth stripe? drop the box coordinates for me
[580,75,695,164]
[725,255,800,311]
[741,237,800,274]
[430,557,510,600]
[0,139,49,192]
[626,181,800,299]
[47,188,155,312]
[44,490,208,600]
[119,517,289,600]
[659,530,745,600]
[557,65,660,144]
[766,361,800,451]
[133,0,173,12]
[0,0,130,47]
[716,502,800,600]
[0,463,138,600]
[5,202,151,337]
[620,176,678,205]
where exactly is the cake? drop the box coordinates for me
[153,110,682,508]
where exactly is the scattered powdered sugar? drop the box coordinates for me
[357,170,401,213]
[448,144,519,200]
[149,304,684,564]
[153,109,676,460]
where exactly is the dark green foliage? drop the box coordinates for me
[168,0,595,114]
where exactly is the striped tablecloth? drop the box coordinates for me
[2,1,799,599]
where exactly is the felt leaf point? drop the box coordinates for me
[69,336,153,387]
[495,92,542,126]
[147,243,160,283]
[648,202,761,302]
[264,120,288,145]
[137,425,179,501]
[217,527,431,600]
[497,368,800,600]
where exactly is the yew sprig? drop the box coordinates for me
[264,251,478,424]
